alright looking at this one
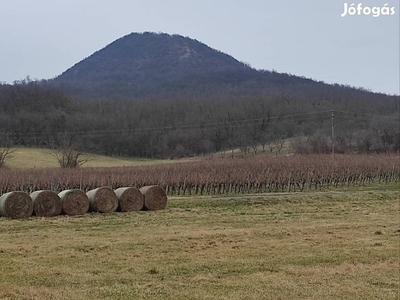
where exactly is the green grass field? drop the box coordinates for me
[0,189,398,299]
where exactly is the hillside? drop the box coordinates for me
[50,32,258,99]
[1,32,399,159]
[48,32,340,100]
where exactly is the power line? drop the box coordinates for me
[4,109,398,139]
[335,110,399,119]
[6,110,331,137]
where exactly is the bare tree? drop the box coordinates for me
[50,132,89,168]
[250,143,259,155]
[0,131,14,168]
[259,133,269,152]
[0,147,14,168]
[53,148,89,168]
[275,138,286,154]
[267,141,276,153]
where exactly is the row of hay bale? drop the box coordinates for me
[0,185,167,219]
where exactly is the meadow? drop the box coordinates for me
[0,151,399,299]
[0,189,399,299]
[5,148,171,169]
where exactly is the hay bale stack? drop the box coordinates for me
[58,189,90,216]
[139,185,168,211]
[0,191,33,219]
[30,190,62,217]
[114,187,144,212]
[86,187,118,213]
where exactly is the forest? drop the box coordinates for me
[0,80,398,159]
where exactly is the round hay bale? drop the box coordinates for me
[86,187,118,213]
[30,190,62,217]
[114,187,144,212]
[58,189,89,216]
[139,185,168,211]
[0,191,33,219]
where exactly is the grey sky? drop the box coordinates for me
[0,0,398,95]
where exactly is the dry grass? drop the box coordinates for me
[0,190,399,299]
[5,147,176,169]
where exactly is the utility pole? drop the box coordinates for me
[331,109,335,157]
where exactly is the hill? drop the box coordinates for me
[1,32,399,159]
[49,32,258,99]
[48,32,341,101]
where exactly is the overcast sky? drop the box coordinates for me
[0,0,398,95]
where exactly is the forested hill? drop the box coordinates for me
[1,80,399,159]
[46,31,377,101]
[1,32,399,159]
[49,32,258,99]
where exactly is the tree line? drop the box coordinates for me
[0,81,399,161]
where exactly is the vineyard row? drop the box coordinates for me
[0,154,399,196]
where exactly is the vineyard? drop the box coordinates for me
[0,154,398,195]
